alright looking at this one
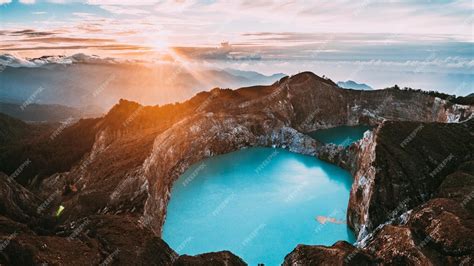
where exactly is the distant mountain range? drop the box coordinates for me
[337,80,373,90]
[0,53,285,110]
[224,68,285,83]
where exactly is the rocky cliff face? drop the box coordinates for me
[349,120,473,239]
[283,121,474,265]
[1,72,473,265]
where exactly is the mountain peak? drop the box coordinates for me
[337,80,373,90]
[288,72,337,87]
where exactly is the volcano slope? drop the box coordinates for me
[1,72,473,265]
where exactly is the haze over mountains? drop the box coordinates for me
[0,53,285,111]
[0,53,387,123]
[2,53,472,119]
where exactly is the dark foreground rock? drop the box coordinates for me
[174,251,247,266]
[0,210,247,266]
[0,175,245,265]
[0,197,177,265]
[283,241,375,266]
[359,198,474,265]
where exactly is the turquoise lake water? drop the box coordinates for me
[162,147,355,266]
[309,125,372,146]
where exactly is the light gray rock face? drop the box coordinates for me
[346,128,379,241]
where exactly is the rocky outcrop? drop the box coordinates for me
[437,160,474,213]
[359,197,474,265]
[174,251,247,266]
[283,241,375,265]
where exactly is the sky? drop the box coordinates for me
[0,0,473,93]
